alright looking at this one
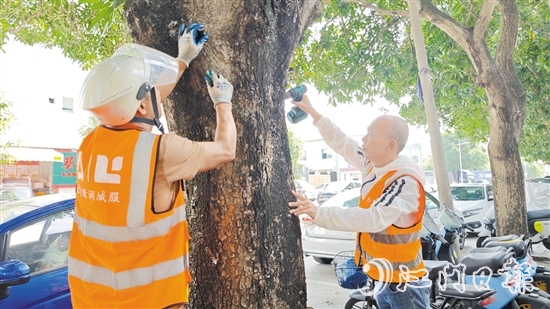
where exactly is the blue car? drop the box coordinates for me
[0,193,75,308]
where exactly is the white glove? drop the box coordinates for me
[178,23,208,67]
[206,70,233,106]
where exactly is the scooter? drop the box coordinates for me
[478,234,550,293]
[423,206,550,307]
[342,206,550,309]
[477,205,550,249]
[421,205,473,264]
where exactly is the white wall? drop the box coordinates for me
[0,40,91,149]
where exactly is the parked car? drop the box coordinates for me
[450,183,493,233]
[0,177,34,205]
[294,180,318,201]
[301,188,443,264]
[314,183,330,191]
[525,177,550,211]
[317,180,362,204]
[0,193,75,308]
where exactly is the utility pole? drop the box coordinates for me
[457,139,469,183]
[407,0,455,211]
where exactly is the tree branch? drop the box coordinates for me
[346,0,408,17]
[416,0,472,50]
[473,0,497,45]
[8,0,44,36]
[495,0,518,63]
[347,0,472,51]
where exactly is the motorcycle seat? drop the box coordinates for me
[468,246,508,253]
[483,235,519,243]
[439,284,496,300]
[424,260,449,281]
[528,209,550,221]
[483,237,527,259]
[461,250,510,275]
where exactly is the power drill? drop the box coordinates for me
[285,85,308,124]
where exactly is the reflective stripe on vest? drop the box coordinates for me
[73,205,186,242]
[69,128,191,308]
[128,132,156,227]
[355,171,426,283]
[68,256,186,290]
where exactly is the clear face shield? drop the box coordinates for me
[113,44,179,133]
[114,43,179,90]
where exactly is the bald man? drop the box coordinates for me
[289,95,430,309]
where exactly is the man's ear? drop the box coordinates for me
[136,101,147,116]
[388,139,398,152]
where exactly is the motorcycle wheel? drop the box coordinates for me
[534,272,550,293]
[543,238,550,250]
[476,236,487,248]
[344,298,378,309]
[513,293,550,309]
[312,256,333,264]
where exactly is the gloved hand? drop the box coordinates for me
[178,23,209,67]
[205,70,233,106]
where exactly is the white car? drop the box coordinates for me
[450,183,493,234]
[294,180,318,201]
[301,188,443,264]
[314,183,330,191]
[317,180,362,204]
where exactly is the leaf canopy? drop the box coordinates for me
[291,0,550,163]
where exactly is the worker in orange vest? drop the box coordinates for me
[68,23,236,308]
[289,95,430,309]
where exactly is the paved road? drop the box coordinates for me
[305,235,550,309]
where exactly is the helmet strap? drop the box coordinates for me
[129,86,165,134]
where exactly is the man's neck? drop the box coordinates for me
[109,122,152,132]
[372,155,399,168]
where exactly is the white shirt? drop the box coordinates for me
[312,116,426,233]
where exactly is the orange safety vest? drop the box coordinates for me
[355,170,426,283]
[68,127,191,308]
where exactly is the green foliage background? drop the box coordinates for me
[291,0,550,163]
[1,0,548,164]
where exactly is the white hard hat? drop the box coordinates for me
[78,43,179,126]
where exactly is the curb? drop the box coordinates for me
[533,255,550,264]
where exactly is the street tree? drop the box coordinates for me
[292,0,550,236]
[123,2,322,306]
[2,0,322,307]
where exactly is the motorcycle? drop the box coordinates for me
[340,206,550,308]
[421,204,472,264]
[423,206,550,307]
[478,234,550,293]
[477,205,550,250]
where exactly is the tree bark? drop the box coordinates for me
[124,0,322,308]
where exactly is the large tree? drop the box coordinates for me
[122,2,322,307]
[292,0,550,236]
[2,0,322,307]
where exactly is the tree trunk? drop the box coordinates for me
[465,2,528,237]
[484,68,529,237]
[124,1,322,308]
